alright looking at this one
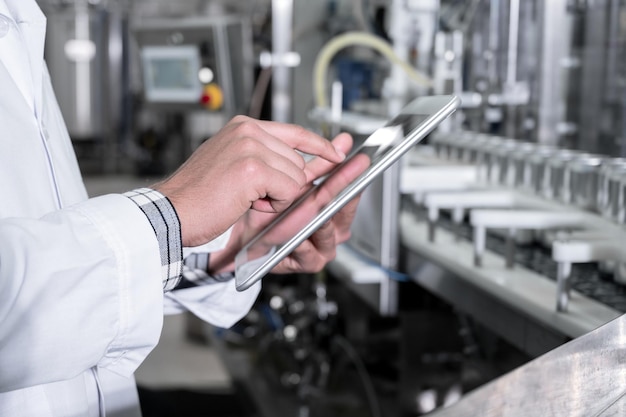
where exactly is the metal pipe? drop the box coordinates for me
[488,0,500,84]
[271,0,294,122]
[506,0,520,86]
[556,262,572,312]
[505,228,516,269]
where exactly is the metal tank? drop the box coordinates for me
[39,0,130,172]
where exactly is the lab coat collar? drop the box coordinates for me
[1,0,45,25]
[0,1,9,18]
[0,0,46,116]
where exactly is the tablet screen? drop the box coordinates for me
[235,95,460,291]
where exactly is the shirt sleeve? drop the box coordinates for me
[0,194,164,392]
[123,189,261,329]
[123,188,183,291]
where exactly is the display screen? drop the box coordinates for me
[234,96,460,291]
[149,58,196,89]
[141,45,202,102]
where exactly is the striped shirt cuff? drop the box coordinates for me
[176,253,236,290]
[123,188,183,292]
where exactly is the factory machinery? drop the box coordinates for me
[36,0,626,415]
[226,1,626,415]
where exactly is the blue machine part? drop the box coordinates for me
[335,56,378,110]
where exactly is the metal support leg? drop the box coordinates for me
[505,228,516,269]
[473,226,485,267]
[556,262,572,312]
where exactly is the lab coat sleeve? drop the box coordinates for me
[0,194,164,393]
[163,227,262,328]
[163,281,261,328]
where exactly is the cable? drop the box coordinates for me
[342,243,411,282]
[312,31,433,109]
[333,335,383,417]
[248,66,273,119]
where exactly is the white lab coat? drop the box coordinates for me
[0,1,260,416]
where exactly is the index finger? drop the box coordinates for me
[313,153,371,207]
[305,133,354,183]
[253,119,346,164]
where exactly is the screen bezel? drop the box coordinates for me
[234,95,461,291]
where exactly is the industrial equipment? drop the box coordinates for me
[131,14,254,170]
[132,15,253,115]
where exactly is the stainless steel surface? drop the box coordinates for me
[429,313,626,417]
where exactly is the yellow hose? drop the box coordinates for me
[313,31,433,108]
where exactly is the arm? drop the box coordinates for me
[0,195,164,392]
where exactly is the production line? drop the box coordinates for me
[25,0,626,416]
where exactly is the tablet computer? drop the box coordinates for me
[234,95,460,291]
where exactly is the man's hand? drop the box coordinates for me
[154,116,345,247]
[210,133,369,275]
[269,133,369,274]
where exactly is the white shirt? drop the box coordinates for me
[0,1,260,416]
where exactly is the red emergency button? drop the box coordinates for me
[200,83,223,110]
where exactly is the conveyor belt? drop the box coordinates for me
[403,197,626,312]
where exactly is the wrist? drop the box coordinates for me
[206,219,246,274]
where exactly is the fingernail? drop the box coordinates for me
[336,150,346,161]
